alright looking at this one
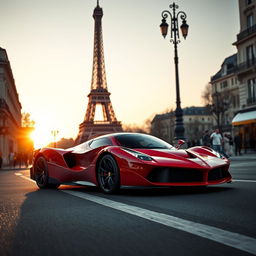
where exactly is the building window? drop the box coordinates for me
[246,45,255,67]
[247,78,256,104]
[225,114,229,125]
[220,81,228,89]
[232,95,236,108]
[247,14,254,28]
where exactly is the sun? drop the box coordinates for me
[29,115,60,149]
[30,128,52,149]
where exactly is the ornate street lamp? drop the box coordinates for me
[160,2,189,141]
[51,130,59,148]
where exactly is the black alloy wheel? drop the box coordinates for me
[97,154,120,194]
[34,156,59,189]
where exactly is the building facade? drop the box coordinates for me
[0,47,22,165]
[209,0,256,150]
[151,112,174,143]
[151,107,213,145]
[183,107,213,146]
[232,0,256,150]
[210,54,240,133]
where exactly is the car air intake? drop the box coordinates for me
[208,167,230,181]
[147,167,204,183]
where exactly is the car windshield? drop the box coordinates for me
[114,134,173,149]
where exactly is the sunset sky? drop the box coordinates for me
[0,0,239,147]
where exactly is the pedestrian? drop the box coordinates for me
[224,134,231,157]
[228,134,234,156]
[13,152,17,168]
[202,130,211,147]
[234,133,242,156]
[0,151,2,169]
[9,152,14,166]
[210,128,223,154]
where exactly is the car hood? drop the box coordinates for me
[133,148,227,168]
[134,148,191,159]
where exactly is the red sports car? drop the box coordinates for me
[30,132,232,193]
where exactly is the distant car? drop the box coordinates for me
[30,132,232,193]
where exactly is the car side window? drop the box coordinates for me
[89,138,112,149]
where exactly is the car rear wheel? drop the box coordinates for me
[34,156,59,189]
[97,154,120,194]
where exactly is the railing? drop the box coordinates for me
[237,57,256,73]
[247,97,256,105]
[237,24,256,42]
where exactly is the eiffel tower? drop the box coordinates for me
[75,1,122,144]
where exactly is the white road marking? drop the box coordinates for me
[16,172,256,255]
[64,190,256,255]
[233,179,256,183]
[15,172,35,183]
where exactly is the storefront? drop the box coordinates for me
[232,109,256,151]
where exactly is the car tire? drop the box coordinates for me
[97,154,120,194]
[34,156,59,189]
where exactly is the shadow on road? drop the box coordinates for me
[57,183,233,197]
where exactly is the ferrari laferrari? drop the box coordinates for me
[30,133,232,193]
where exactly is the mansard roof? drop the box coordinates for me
[211,53,237,82]
[151,106,211,124]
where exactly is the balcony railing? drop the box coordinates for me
[247,96,256,105]
[237,24,256,42]
[237,57,256,73]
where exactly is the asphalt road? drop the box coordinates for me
[0,154,256,256]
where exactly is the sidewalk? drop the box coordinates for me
[229,151,256,161]
[0,166,30,171]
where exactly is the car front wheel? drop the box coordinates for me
[97,154,120,194]
[34,156,59,189]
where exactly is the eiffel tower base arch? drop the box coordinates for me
[75,121,122,144]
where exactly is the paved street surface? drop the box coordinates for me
[0,154,256,256]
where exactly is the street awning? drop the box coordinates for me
[232,110,256,126]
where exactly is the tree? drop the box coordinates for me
[201,84,230,132]
[122,124,148,134]
[48,138,75,149]
[122,116,153,134]
[211,91,230,131]
[201,83,212,106]
[22,112,35,127]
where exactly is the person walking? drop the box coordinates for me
[0,151,2,169]
[210,128,223,154]
[224,134,231,157]
[234,133,242,156]
[202,130,211,147]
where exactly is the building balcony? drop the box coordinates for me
[234,24,256,45]
[247,96,256,106]
[237,57,256,78]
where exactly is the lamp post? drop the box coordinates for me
[51,130,59,148]
[160,2,189,141]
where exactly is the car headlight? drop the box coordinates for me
[213,150,225,159]
[137,155,153,161]
[122,148,153,161]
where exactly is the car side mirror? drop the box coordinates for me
[175,139,185,149]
